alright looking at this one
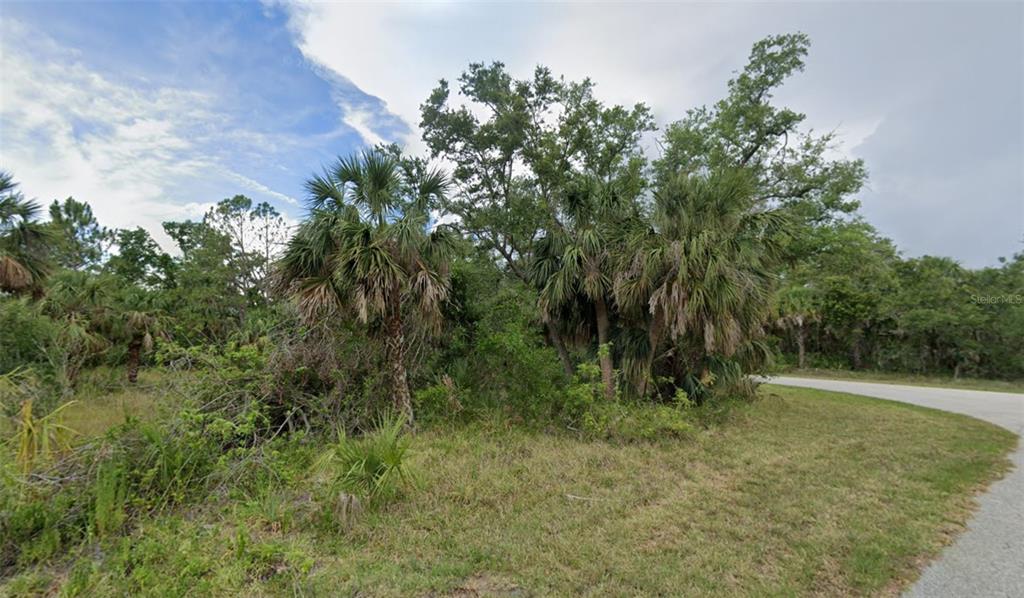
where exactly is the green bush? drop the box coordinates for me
[313,416,415,508]
[581,401,694,443]
[413,376,463,423]
[0,298,54,374]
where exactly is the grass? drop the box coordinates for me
[780,367,1024,394]
[57,369,170,439]
[2,385,1016,596]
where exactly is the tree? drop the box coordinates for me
[105,227,175,289]
[0,171,51,295]
[969,252,1024,379]
[47,197,112,271]
[797,221,899,370]
[531,174,645,401]
[774,284,821,369]
[41,270,113,388]
[615,168,789,399]
[890,256,984,377]
[654,33,865,247]
[421,62,654,379]
[276,149,455,424]
[205,195,290,304]
[113,288,165,384]
[162,219,245,343]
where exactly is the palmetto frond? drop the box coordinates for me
[0,255,32,291]
[647,169,786,356]
[336,150,402,221]
[0,173,52,293]
[279,150,454,335]
[305,169,345,210]
[414,166,449,212]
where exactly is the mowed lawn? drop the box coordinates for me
[5,385,1016,597]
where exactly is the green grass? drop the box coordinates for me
[57,369,172,439]
[781,368,1024,394]
[3,385,1016,597]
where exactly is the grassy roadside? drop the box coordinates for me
[4,384,1016,596]
[779,368,1024,394]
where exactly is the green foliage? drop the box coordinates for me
[278,147,455,424]
[581,402,695,443]
[438,277,570,421]
[0,298,54,373]
[1,171,53,296]
[92,459,127,537]
[105,227,174,289]
[46,197,112,272]
[315,415,415,507]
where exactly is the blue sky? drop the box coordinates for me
[1,1,1021,266]
[1,0,378,244]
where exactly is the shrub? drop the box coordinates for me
[413,375,463,423]
[580,401,694,443]
[0,298,54,374]
[313,415,415,508]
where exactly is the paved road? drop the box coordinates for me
[766,377,1024,598]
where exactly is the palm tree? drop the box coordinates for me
[615,168,789,399]
[276,149,455,425]
[121,308,162,384]
[42,271,113,389]
[0,171,51,295]
[774,284,821,369]
[531,176,636,400]
[110,286,166,384]
[45,272,165,384]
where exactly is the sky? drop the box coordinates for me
[0,1,1021,267]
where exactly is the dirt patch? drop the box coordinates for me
[447,574,527,597]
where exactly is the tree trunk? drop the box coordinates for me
[637,313,664,398]
[850,327,864,370]
[594,296,615,400]
[385,306,414,426]
[796,326,807,369]
[546,323,574,377]
[127,339,142,384]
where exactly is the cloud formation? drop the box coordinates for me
[0,3,357,249]
[278,1,1023,267]
[1,20,229,246]
[1,2,1020,266]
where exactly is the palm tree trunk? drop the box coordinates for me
[127,338,142,384]
[546,324,574,377]
[637,313,664,398]
[594,295,615,400]
[385,306,414,426]
[796,325,807,369]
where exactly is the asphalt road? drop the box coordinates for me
[766,376,1024,598]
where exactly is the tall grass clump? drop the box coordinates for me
[314,415,415,508]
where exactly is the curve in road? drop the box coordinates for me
[766,376,1023,598]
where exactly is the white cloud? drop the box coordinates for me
[276,2,764,152]
[338,101,387,147]
[276,1,1023,266]
[0,18,298,250]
